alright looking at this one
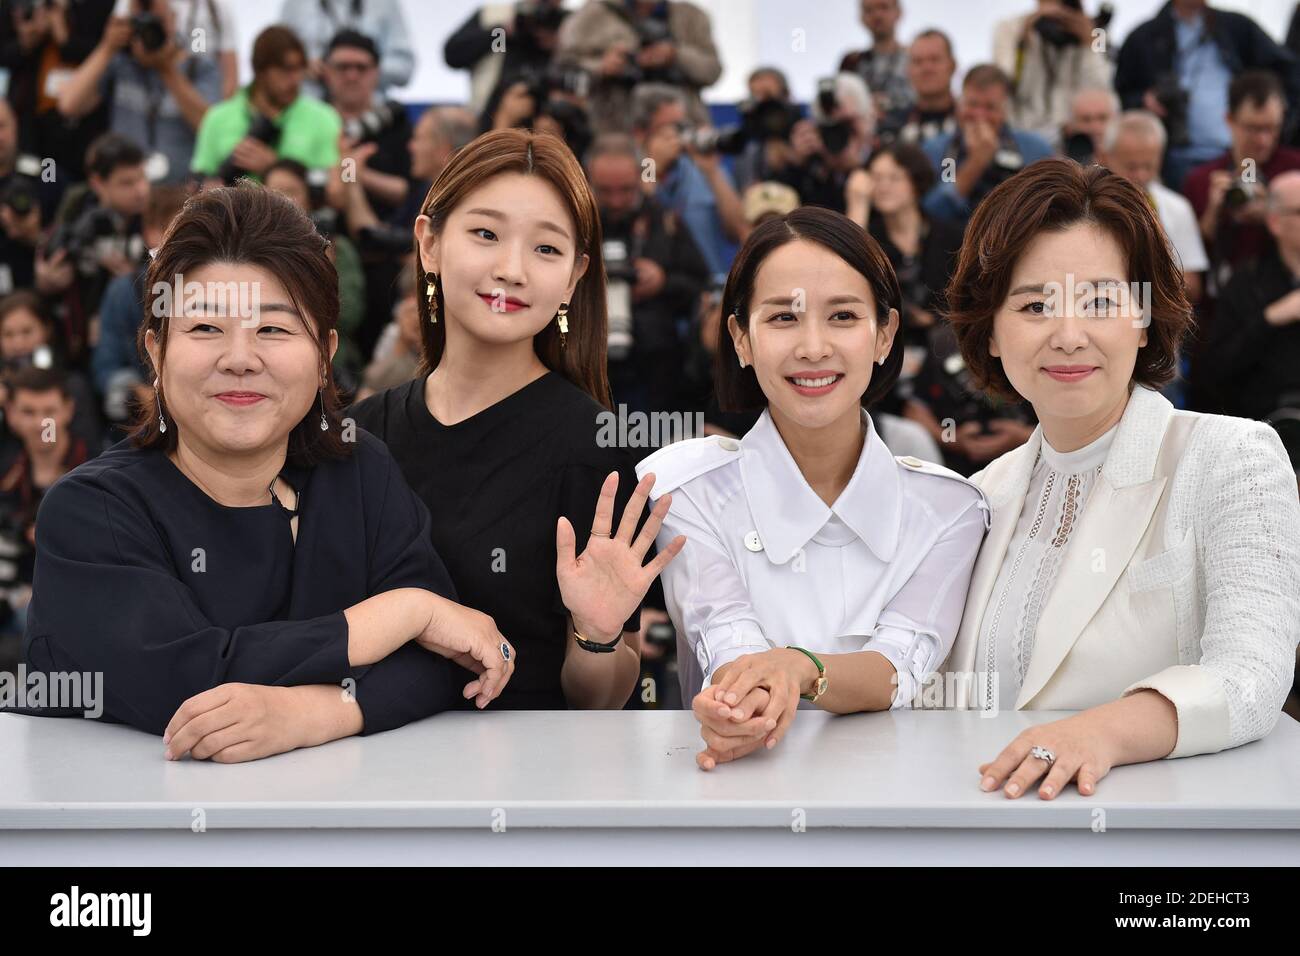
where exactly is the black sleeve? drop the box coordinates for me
[1199,269,1274,384]
[351,434,464,735]
[1113,28,1148,110]
[23,477,353,736]
[661,216,711,316]
[554,447,648,635]
[444,9,499,69]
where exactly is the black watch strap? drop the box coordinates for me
[574,630,622,653]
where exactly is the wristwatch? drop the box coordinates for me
[788,646,828,703]
[573,627,622,654]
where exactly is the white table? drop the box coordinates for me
[2,709,1297,865]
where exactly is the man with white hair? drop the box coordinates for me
[778,71,875,213]
[1198,169,1300,419]
[1102,109,1208,304]
[1061,86,1119,164]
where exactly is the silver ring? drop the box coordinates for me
[1030,745,1056,768]
[500,642,511,663]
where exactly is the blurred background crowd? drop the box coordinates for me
[0,0,1298,714]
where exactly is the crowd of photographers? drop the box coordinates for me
[1,0,1300,696]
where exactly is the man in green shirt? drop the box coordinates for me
[191,26,341,182]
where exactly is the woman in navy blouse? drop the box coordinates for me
[18,185,515,762]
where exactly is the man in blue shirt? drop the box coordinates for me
[921,64,1053,226]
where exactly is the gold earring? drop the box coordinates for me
[425,272,438,323]
[556,302,569,347]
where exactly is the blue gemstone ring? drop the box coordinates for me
[500,642,511,663]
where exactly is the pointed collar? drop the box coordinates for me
[739,408,901,565]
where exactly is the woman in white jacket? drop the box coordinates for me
[941,157,1300,799]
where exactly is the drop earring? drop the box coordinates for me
[556,301,569,348]
[154,379,166,433]
[318,386,328,431]
[425,272,439,323]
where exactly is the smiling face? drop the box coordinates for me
[415,172,588,350]
[991,222,1147,432]
[729,239,897,432]
[144,262,336,459]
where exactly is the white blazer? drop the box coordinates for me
[943,385,1300,758]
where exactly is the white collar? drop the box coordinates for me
[739,408,901,565]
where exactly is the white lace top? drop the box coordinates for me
[975,423,1119,707]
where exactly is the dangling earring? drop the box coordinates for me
[154,379,167,433]
[425,272,439,323]
[318,386,328,431]
[556,302,569,348]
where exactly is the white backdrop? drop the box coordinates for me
[223,0,1300,104]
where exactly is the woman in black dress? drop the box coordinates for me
[350,128,685,709]
[18,185,515,761]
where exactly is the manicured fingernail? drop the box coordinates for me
[716,705,731,717]
[765,719,776,730]
[1006,782,1020,796]
[980,775,996,791]
[1041,785,1054,797]
[725,693,738,704]
[766,737,776,749]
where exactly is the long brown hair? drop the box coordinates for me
[414,128,611,408]
[129,183,349,466]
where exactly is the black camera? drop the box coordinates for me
[1224,177,1261,209]
[342,101,402,145]
[131,0,168,54]
[695,97,802,155]
[0,176,39,218]
[815,78,853,155]
[45,205,127,274]
[1152,72,1190,148]
[215,112,282,184]
[515,0,566,38]
[1034,0,1113,48]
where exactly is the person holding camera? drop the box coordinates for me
[278,0,413,93]
[554,0,720,135]
[190,25,340,184]
[587,133,710,427]
[991,0,1112,150]
[0,100,61,296]
[1058,85,1117,166]
[774,71,874,215]
[920,64,1053,227]
[1199,170,1300,421]
[324,30,410,223]
[37,132,149,360]
[56,0,226,185]
[631,83,745,281]
[444,0,568,114]
[727,68,802,192]
[1183,71,1300,285]
[1116,0,1300,192]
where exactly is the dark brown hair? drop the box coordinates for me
[414,127,611,408]
[714,205,904,412]
[252,25,306,76]
[867,142,937,201]
[0,290,52,331]
[945,158,1191,401]
[130,182,349,466]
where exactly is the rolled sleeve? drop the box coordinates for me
[1122,665,1231,759]
[861,621,943,708]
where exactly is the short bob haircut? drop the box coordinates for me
[130,183,349,466]
[714,205,904,412]
[414,127,612,409]
[945,158,1191,402]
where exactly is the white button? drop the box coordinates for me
[899,456,924,468]
[718,438,740,451]
[744,530,763,552]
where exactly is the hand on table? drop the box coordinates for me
[977,710,1118,800]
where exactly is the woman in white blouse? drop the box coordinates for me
[941,158,1300,799]
[637,206,989,770]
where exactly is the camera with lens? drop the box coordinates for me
[46,205,131,275]
[602,236,637,360]
[131,0,168,54]
[1062,130,1097,166]
[691,97,803,156]
[342,101,404,146]
[0,175,40,220]
[815,78,853,155]
[215,112,282,184]
[608,16,682,87]
[1152,72,1190,148]
[515,0,566,40]
[1224,177,1261,209]
[1034,0,1113,48]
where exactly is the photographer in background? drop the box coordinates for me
[0,291,99,447]
[325,29,410,222]
[587,133,709,426]
[920,63,1052,226]
[38,131,148,360]
[555,0,720,134]
[839,0,912,119]
[631,83,744,281]
[992,0,1113,149]
[277,0,413,93]
[444,0,567,114]
[56,0,224,185]
[1116,0,1300,191]
[1058,85,1117,166]
[1185,71,1300,290]
[729,67,804,192]
[190,25,340,183]
[774,71,874,214]
[877,29,958,147]
[0,0,114,193]
[0,99,61,296]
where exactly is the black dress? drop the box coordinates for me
[14,430,464,736]
[349,371,643,709]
